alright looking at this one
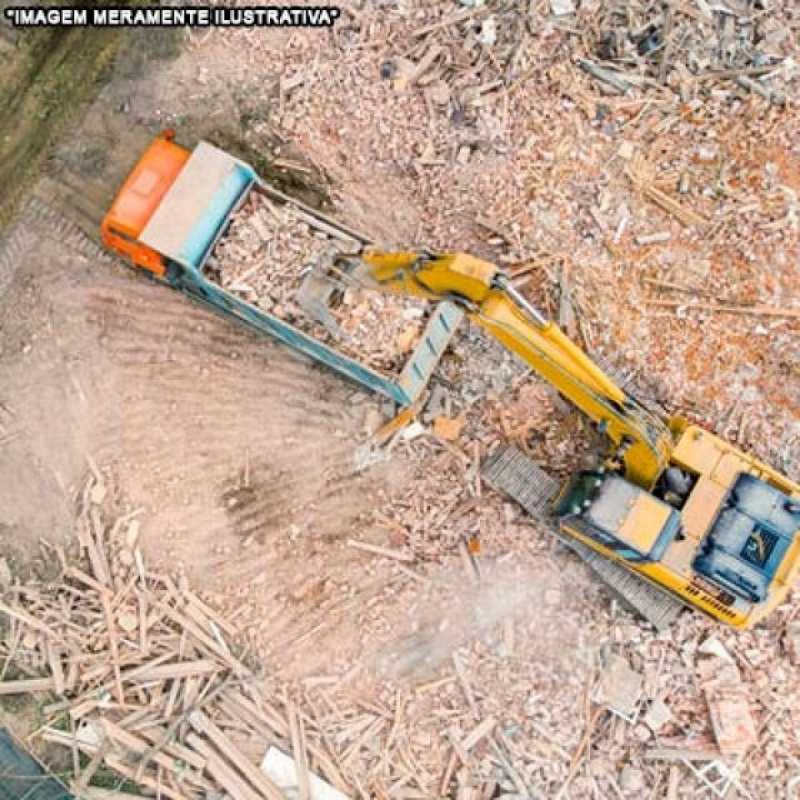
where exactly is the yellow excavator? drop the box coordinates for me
[100,134,798,630]
[346,249,800,629]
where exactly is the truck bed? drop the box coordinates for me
[206,189,433,376]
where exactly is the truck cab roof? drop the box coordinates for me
[103,137,190,238]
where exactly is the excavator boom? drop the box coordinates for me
[356,249,673,488]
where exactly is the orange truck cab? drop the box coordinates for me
[101,133,190,277]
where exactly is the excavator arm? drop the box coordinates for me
[353,249,674,489]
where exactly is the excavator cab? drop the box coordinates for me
[556,472,682,564]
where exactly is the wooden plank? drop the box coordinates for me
[136,724,208,772]
[100,719,212,789]
[100,592,125,705]
[646,299,800,319]
[44,641,66,695]
[70,737,110,795]
[229,689,290,738]
[65,566,112,597]
[644,746,723,762]
[0,599,58,637]
[130,659,221,683]
[137,592,149,656]
[133,673,235,780]
[346,539,414,562]
[459,716,497,753]
[156,600,248,674]
[0,676,56,695]
[218,696,278,743]
[288,704,312,800]
[105,753,191,800]
[181,589,238,638]
[188,710,285,800]
[186,733,264,800]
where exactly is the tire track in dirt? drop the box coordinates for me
[1,199,405,672]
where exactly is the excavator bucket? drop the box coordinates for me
[295,250,344,338]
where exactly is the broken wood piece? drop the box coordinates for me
[346,539,414,563]
[68,696,101,722]
[635,231,671,246]
[410,5,489,37]
[410,44,444,83]
[188,710,285,800]
[0,599,59,637]
[100,592,125,706]
[156,601,249,674]
[75,516,112,589]
[645,746,723,762]
[475,214,514,243]
[181,588,239,639]
[230,689,291,739]
[130,725,208,773]
[187,733,264,800]
[0,676,56,695]
[44,641,66,695]
[288,704,312,800]
[554,706,604,800]
[104,753,192,800]
[736,76,786,106]
[64,566,112,598]
[646,299,800,318]
[130,659,221,683]
[577,58,630,93]
[88,507,113,584]
[458,716,497,753]
[630,180,708,228]
[100,719,211,789]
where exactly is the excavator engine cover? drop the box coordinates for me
[692,473,800,602]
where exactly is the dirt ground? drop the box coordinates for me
[0,20,462,679]
[0,4,798,798]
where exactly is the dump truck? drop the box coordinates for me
[101,132,461,407]
[344,249,800,629]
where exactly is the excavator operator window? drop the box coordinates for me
[741,527,778,569]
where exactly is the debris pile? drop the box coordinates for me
[577,1,794,105]
[208,192,429,373]
[199,3,799,793]
[0,481,349,799]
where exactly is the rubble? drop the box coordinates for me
[205,3,798,792]
[3,1,798,798]
[593,653,643,721]
[705,683,758,756]
[0,478,348,799]
[208,192,429,374]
